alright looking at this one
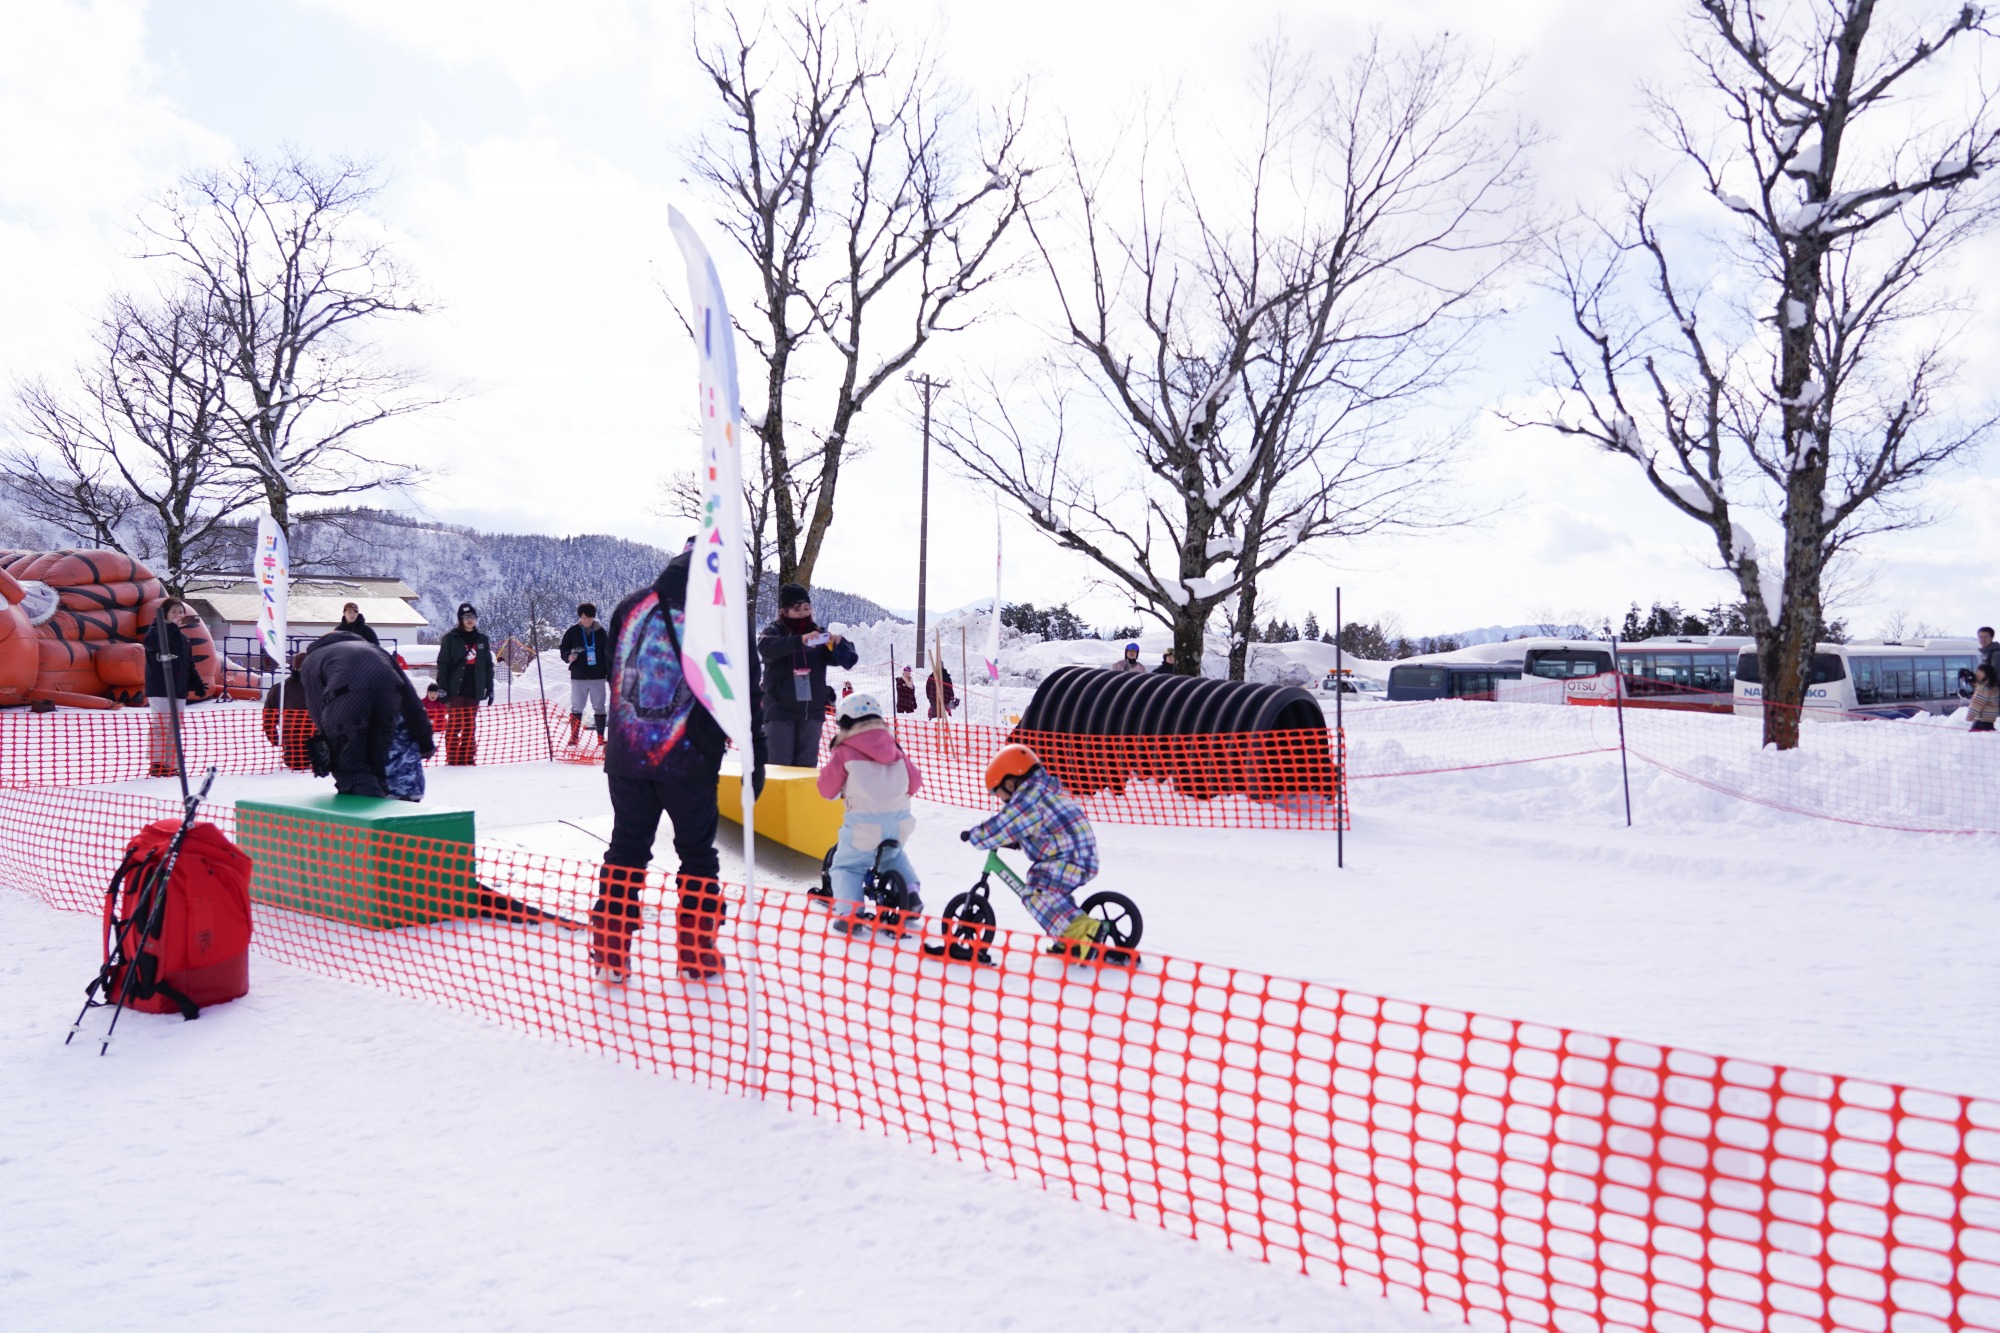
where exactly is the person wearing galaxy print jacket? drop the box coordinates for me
[591,545,768,984]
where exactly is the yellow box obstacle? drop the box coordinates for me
[717,758,843,859]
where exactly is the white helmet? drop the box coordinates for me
[836,691,885,724]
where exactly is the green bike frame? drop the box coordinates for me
[981,848,1028,894]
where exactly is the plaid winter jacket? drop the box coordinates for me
[967,768,1098,874]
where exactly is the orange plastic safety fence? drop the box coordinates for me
[11,782,2000,1333]
[877,716,1350,831]
[0,701,569,788]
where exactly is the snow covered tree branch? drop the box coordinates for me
[950,35,1531,678]
[1517,0,2000,750]
[690,1,1030,586]
[141,152,441,538]
[5,289,263,596]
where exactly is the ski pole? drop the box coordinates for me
[94,766,218,1055]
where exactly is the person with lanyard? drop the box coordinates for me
[754,583,858,768]
[436,602,494,765]
[559,602,611,745]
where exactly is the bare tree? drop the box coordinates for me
[143,152,439,536]
[689,1,1029,586]
[943,38,1532,678]
[6,290,260,596]
[1520,2,2000,748]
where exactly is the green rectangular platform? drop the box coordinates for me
[236,795,480,931]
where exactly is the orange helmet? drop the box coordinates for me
[984,743,1040,792]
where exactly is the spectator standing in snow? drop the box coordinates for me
[298,629,435,800]
[1109,642,1145,674]
[261,652,317,771]
[1153,649,1177,674]
[423,680,447,732]
[925,664,958,719]
[436,603,494,766]
[894,666,918,714]
[1970,664,1998,733]
[1978,627,1999,683]
[559,602,611,746]
[756,584,857,768]
[142,600,200,778]
[338,601,380,646]
[593,545,767,984]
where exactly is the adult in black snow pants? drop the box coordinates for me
[755,583,856,768]
[592,550,767,984]
[436,603,495,765]
[299,630,435,800]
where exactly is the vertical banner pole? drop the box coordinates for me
[667,208,764,1093]
[1335,585,1344,870]
[1611,633,1633,828]
[530,593,555,762]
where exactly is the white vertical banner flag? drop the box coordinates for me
[666,207,758,871]
[254,514,289,665]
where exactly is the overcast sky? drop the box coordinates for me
[5,0,1998,637]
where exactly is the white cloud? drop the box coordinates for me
[0,0,230,382]
[299,0,651,89]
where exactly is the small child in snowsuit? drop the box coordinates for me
[816,693,924,936]
[961,744,1105,951]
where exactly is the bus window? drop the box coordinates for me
[1691,653,1733,692]
[1949,655,1976,696]
[1389,666,1445,693]
[1917,658,1945,700]
[1450,672,1490,699]
[1736,652,1759,684]
[1878,656,1914,700]
[1525,650,1611,679]
[1810,653,1845,684]
[1853,657,1881,704]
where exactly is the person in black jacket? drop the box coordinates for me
[261,653,318,771]
[755,583,857,768]
[338,602,381,646]
[559,602,611,745]
[435,603,495,765]
[298,630,436,799]
[593,546,767,984]
[141,600,200,777]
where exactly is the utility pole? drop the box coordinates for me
[908,373,948,668]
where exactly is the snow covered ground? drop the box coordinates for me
[10,704,1999,1329]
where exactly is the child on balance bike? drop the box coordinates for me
[960,743,1107,956]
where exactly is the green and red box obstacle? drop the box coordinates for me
[235,794,480,930]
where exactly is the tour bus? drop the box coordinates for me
[1731,639,1980,719]
[1385,661,1524,701]
[1562,636,1753,713]
[1384,638,1603,703]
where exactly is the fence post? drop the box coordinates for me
[1335,586,1344,870]
[1610,633,1632,828]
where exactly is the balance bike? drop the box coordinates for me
[926,848,1143,966]
[812,839,924,936]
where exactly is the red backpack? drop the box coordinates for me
[101,820,253,1018]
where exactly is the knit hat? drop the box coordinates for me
[457,602,478,620]
[778,583,810,609]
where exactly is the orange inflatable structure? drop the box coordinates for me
[0,550,222,710]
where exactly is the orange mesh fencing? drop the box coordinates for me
[11,781,1999,1333]
[0,701,564,788]
[879,716,1349,831]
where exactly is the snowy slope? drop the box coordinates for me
[2,892,1433,1333]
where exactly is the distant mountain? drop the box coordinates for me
[0,495,894,645]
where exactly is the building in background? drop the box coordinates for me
[184,575,429,659]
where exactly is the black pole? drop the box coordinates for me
[1610,633,1633,828]
[529,591,555,761]
[1335,586,1344,870]
[909,374,948,668]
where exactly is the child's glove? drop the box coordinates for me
[959,829,971,842]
